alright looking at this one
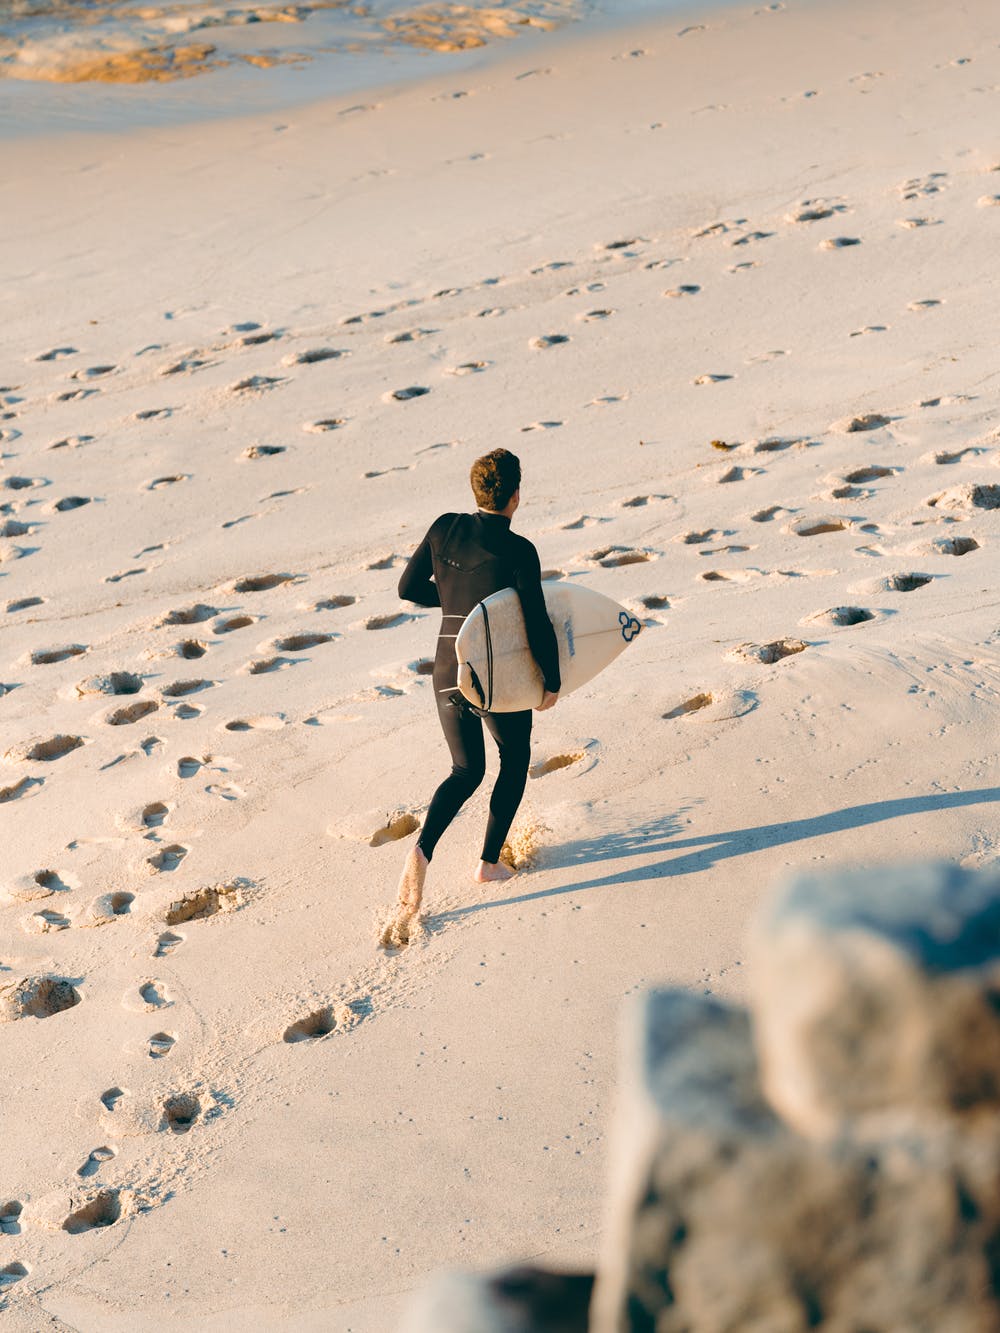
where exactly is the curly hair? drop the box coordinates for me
[470,448,521,512]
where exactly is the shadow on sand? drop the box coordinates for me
[429,788,1000,923]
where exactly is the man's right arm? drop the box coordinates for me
[397,518,448,608]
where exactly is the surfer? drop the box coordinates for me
[393,448,560,919]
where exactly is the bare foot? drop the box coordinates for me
[397,845,428,914]
[474,859,516,883]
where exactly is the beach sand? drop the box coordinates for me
[3,0,1000,1325]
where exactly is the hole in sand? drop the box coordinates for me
[139,980,170,1008]
[664,693,713,718]
[100,1087,125,1112]
[164,882,242,924]
[77,1146,116,1179]
[154,931,183,957]
[410,659,434,675]
[109,892,134,916]
[530,752,584,778]
[107,699,159,726]
[370,813,421,847]
[177,640,207,660]
[729,639,807,665]
[162,1093,200,1133]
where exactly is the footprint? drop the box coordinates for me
[141,802,170,829]
[843,465,896,483]
[0,1261,29,1290]
[177,756,203,778]
[409,658,434,676]
[311,594,356,610]
[908,298,942,311]
[230,375,283,394]
[153,931,184,957]
[36,346,77,360]
[677,529,717,544]
[664,285,702,298]
[663,692,714,717]
[7,596,45,612]
[833,412,891,433]
[107,699,159,726]
[175,639,208,660]
[245,656,299,674]
[304,418,347,433]
[214,614,257,634]
[224,716,284,731]
[0,975,80,1020]
[365,613,410,630]
[588,546,652,568]
[33,868,72,893]
[521,421,563,432]
[788,516,849,536]
[388,386,430,401]
[803,606,875,627]
[133,407,172,421]
[883,572,932,592]
[369,812,421,847]
[726,639,807,664]
[164,882,243,924]
[159,603,217,627]
[640,595,670,610]
[241,445,285,460]
[148,1031,176,1059]
[0,776,44,804]
[147,475,189,490]
[529,752,585,778]
[100,1087,126,1113]
[700,569,753,583]
[138,979,171,1009]
[232,573,293,593]
[77,1146,117,1179]
[750,506,787,523]
[283,347,348,365]
[63,1191,121,1234]
[25,908,71,933]
[929,535,978,556]
[162,679,213,698]
[5,734,84,762]
[105,567,146,583]
[283,1000,366,1042]
[31,644,87,665]
[530,334,570,349]
[273,632,333,651]
[205,782,244,800]
[849,326,889,337]
[694,373,733,384]
[161,1093,201,1134]
[148,844,188,873]
[0,1201,22,1236]
[819,236,861,249]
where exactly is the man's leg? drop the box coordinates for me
[477,709,532,879]
[396,697,486,914]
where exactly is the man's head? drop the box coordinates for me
[470,448,521,513]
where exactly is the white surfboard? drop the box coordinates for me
[455,582,643,713]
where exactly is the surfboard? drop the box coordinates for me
[454,582,643,712]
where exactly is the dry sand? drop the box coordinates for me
[3,0,1000,1325]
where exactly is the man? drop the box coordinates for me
[393,448,560,921]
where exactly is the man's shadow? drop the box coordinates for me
[430,787,1000,922]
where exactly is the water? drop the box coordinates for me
[0,0,727,136]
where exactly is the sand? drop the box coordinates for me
[3,0,1000,1325]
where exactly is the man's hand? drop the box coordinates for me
[536,689,559,712]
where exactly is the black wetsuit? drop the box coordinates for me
[398,510,561,863]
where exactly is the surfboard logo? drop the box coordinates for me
[564,618,576,657]
[619,611,641,643]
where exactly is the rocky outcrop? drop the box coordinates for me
[403,862,1000,1332]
